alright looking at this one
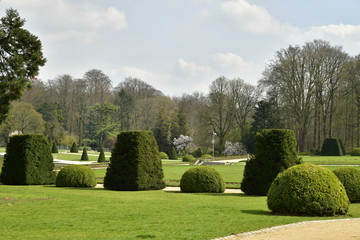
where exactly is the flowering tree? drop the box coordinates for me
[222,141,247,156]
[173,135,193,154]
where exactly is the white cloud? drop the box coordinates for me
[220,0,296,35]
[210,52,252,69]
[172,58,212,78]
[120,66,172,84]
[2,0,127,42]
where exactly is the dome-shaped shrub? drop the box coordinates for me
[159,152,169,159]
[267,163,349,216]
[350,148,360,156]
[333,168,360,203]
[200,154,213,159]
[182,154,195,162]
[56,165,97,187]
[180,167,225,193]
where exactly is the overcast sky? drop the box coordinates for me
[2,0,360,96]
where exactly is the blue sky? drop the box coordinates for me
[2,0,360,96]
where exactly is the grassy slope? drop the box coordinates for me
[1,185,359,240]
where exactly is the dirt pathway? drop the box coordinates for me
[216,218,360,240]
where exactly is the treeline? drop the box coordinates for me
[1,39,360,154]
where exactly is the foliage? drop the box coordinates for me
[351,148,360,156]
[333,168,360,203]
[267,164,349,216]
[70,142,78,153]
[51,142,58,153]
[97,147,106,162]
[320,138,344,156]
[0,9,46,123]
[80,148,89,161]
[56,165,96,187]
[241,129,301,196]
[192,148,203,158]
[222,141,247,156]
[168,145,178,160]
[1,134,55,185]
[200,154,213,159]
[180,167,225,193]
[159,152,169,159]
[173,135,193,153]
[104,131,165,190]
[182,154,195,162]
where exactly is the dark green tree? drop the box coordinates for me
[51,142,58,153]
[97,147,106,162]
[114,89,135,131]
[70,142,78,153]
[0,9,46,123]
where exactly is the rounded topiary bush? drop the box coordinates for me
[182,154,195,162]
[200,154,213,159]
[159,152,169,159]
[350,148,360,156]
[333,168,360,203]
[267,163,349,216]
[180,167,225,193]
[56,165,97,188]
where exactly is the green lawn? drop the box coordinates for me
[302,155,360,165]
[0,185,359,240]
[53,153,111,162]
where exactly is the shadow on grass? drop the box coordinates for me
[164,191,264,198]
[241,209,272,216]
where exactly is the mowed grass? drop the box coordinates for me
[1,185,360,240]
[53,153,111,162]
[302,155,360,165]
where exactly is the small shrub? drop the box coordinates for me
[51,142,58,153]
[192,148,202,158]
[182,154,195,162]
[1,134,55,185]
[333,168,360,203]
[56,165,97,187]
[180,167,225,193]
[267,163,349,216]
[350,148,360,156]
[159,152,169,159]
[104,131,165,191]
[98,147,106,162]
[81,148,89,161]
[70,142,78,153]
[200,154,213,159]
[168,146,177,160]
[320,138,344,156]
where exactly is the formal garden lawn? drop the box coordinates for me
[302,155,360,165]
[0,185,359,240]
[53,153,111,162]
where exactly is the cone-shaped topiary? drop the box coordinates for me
[180,167,225,193]
[104,131,165,191]
[320,138,344,156]
[70,142,78,153]
[56,165,97,187]
[1,134,55,185]
[81,148,89,161]
[241,129,301,196]
[98,147,106,162]
[333,168,360,203]
[168,146,177,160]
[267,163,349,216]
[51,142,58,153]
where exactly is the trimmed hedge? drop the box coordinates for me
[267,164,349,216]
[1,134,55,185]
[350,148,360,156]
[98,147,106,162]
[180,167,225,193]
[56,165,97,187]
[70,142,78,153]
[320,138,344,156]
[200,154,213,159]
[104,131,165,191]
[81,148,89,161]
[52,142,58,153]
[182,154,195,162]
[241,129,301,196]
[159,152,169,159]
[168,146,177,160]
[333,168,360,203]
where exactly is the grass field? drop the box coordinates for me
[302,155,360,165]
[0,185,359,240]
[53,153,111,162]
